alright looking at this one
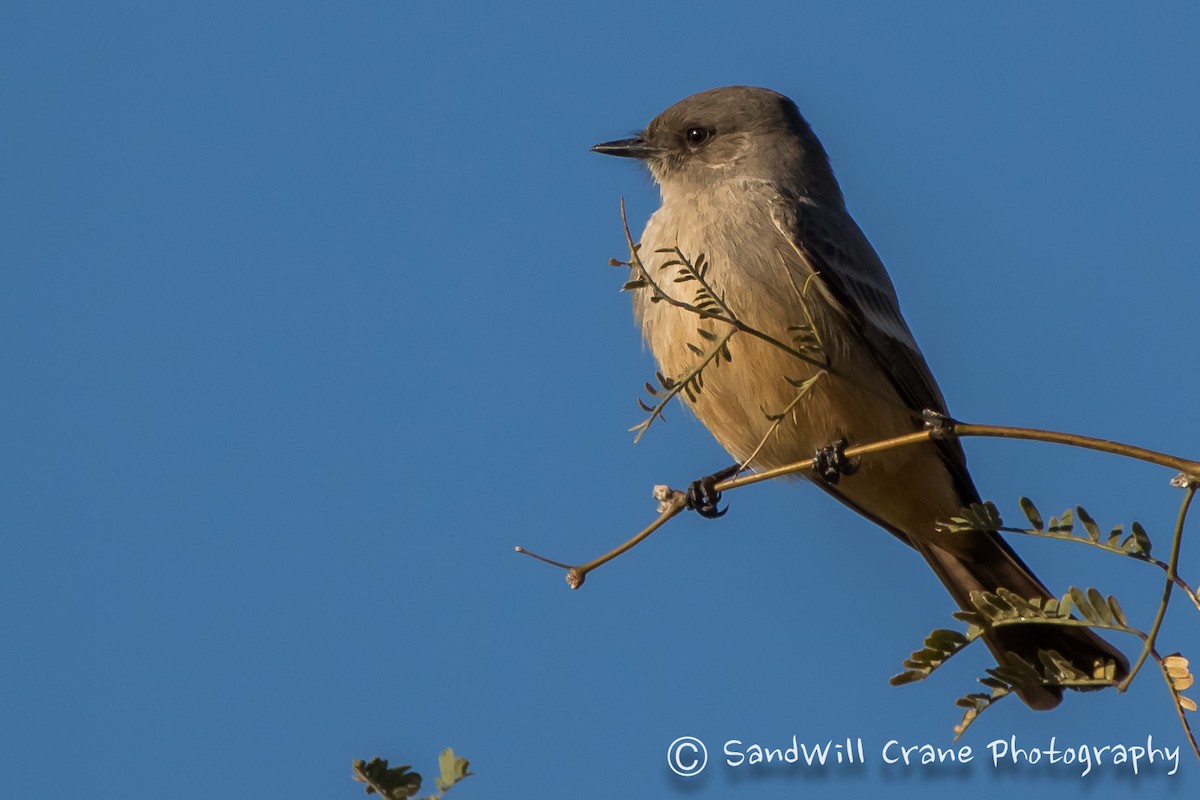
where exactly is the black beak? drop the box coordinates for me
[590,136,655,160]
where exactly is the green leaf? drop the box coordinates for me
[891,626,978,685]
[435,748,472,793]
[1127,521,1152,557]
[995,587,1039,616]
[991,652,1043,688]
[989,591,1018,618]
[1077,506,1101,541]
[352,759,422,800]
[1050,509,1075,534]
[1087,588,1113,624]
[890,670,924,686]
[1038,649,1090,684]
[1108,595,1128,627]
[951,610,986,627]
[1018,497,1044,531]
[973,593,1007,621]
[938,501,1002,533]
[954,684,1012,741]
[1107,525,1124,548]
[929,629,968,648]
[1068,587,1097,623]
[979,501,1003,528]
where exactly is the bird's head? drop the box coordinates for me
[592,85,842,205]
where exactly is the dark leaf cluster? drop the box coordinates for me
[353,749,472,800]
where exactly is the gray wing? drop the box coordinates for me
[770,195,981,504]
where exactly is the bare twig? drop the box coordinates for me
[516,487,687,589]
[1123,483,1198,689]
[515,421,1198,586]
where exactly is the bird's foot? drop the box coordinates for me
[813,439,858,485]
[921,409,956,440]
[684,464,740,519]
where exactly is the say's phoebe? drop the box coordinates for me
[592,86,1127,709]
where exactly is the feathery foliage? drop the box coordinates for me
[352,749,471,800]
[900,493,1200,754]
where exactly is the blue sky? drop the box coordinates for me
[3,3,1199,798]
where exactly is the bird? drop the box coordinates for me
[591,86,1128,709]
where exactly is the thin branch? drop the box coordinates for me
[719,429,932,491]
[1167,685,1200,765]
[351,763,390,799]
[722,422,1200,491]
[986,614,1145,639]
[998,525,1200,611]
[733,270,827,471]
[1121,483,1198,690]
[516,487,687,589]
[737,371,826,473]
[516,421,1198,587]
[630,328,735,443]
[617,201,923,426]
[953,422,1200,478]
[619,201,830,376]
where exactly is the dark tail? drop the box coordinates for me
[916,532,1130,710]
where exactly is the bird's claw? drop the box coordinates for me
[683,464,739,519]
[685,476,726,519]
[813,438,858,485]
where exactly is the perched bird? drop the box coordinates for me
[592,86,1128,709]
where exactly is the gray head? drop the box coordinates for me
[592,86,843,206]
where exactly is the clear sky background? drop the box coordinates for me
[3,3,1199,799]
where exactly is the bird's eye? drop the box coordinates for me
[685,126,712,147]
